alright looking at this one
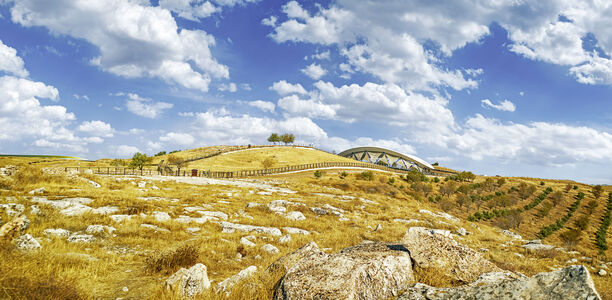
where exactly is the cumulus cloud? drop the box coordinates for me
[246,100,275,113]
[77,120,114,138]
[277,95,337,119]
[5,0,228,91]
[481,99,516,112]
[269,80,307,95]
[159,132,195,146]
[125,93,173,118]
[159,0,217,21]
[301,63,327,80]
[115,145,140,157]
[446,114,612,166]
[0,39,28,77]
[218,82,238,92]
[570,55,612,85]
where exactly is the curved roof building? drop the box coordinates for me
[338,146,434,172]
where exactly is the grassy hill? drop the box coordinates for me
[0,145,610,299]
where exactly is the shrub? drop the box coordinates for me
[145,244,199,274]
[388,177,395,185]
[356,171,374,181]
[540,181,545,186]
[339,171,348,179]
[586,200,598,214]
[313,170,324,178]
[559,229,582,250]
[594,192,612,252]
[537,201,553,217]
[574,215,590,231]
[261,157,276,169]
[537,192,585,239]
[433,177,440,183]
[573,185,578,190]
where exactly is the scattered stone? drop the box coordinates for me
[67,233,96,243]
[43,228,71,238]
[240,237,256,247]
[137,181,146,188]
[455,227,467,236]
[165,263,211,298]
[92,206,120,215]
[0,215,29,239]
[86,225,116,236]
[30,205,41,215]
[400,227,501,283]
[245,202,263,209]
[480,248,489,253]
[186,227,201,233]
[284,211,306,221]
[140,223,170,233]
[197,211,228,220]
[220,221,282,236]
[110,214,134,222]
[151,185,159,190]
[235,252,243,260]
[87,180,101,188]
[175,215,217,224]
[60,203,93,216]
[0,203,25,217]
[153,211,172,222]
[522,239,555,251]
[374,224,382,232]
[567,258,578,264]
[310,207,329,215]
[399,265,601,300]
[217,266,257,294]
[28,187,45,195]
[393,218,421,225]
[274,241,415,300]
[598,269,607,276]
[502,229,523,240]
[122,286,129,292]
[283,227,310,235]
[14,234,41,251]
[268,204,287,213]
[279,235,291,243]
[262,243,280,254]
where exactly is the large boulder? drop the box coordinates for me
[399,265,601,300]
[264,241,320,278]
[165,263,210,298]
[274,241,414,300]
[14,234,41,251]
[217,265,257,295]
[400,227,501,284]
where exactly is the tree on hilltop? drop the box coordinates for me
[267,133,280,145]
[167,154,188,175]
[280,133,295,145]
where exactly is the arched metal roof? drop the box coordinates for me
[338,146,434,171]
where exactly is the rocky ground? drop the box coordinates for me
[0,166,610,299]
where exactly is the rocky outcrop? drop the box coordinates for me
[0,215,29,240]
[217,265,257,294]
[522,239,555,251]
[165,263,210,298]
[220,221,282,236]
[274,241,414,300]
[399,265,601,300]
[14,234,41,251]
[400,227,501,284]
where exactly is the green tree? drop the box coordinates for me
[129,152,152,174]
[267,133,280,145]
[110,159,126,167]
[280,133,295,145]
[167,154,188,175]
[154,151,167,156]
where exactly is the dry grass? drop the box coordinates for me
[0,150,610,299]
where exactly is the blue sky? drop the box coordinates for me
[0,0,611,184]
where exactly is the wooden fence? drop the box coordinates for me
[65,161,456,178]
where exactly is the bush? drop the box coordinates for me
[574,215,590,231]
[261,157,276,169]
[339,171,348,179]
[145,244,199,274]
[433,177,440,183]
[560,229,582,250]
[314,170,324,178]
[356,171,374,181]
[595,192,612,252]
[540,181,545,186]
[388,177,395,185]
[537,201,553,217]
[537,192,585,239]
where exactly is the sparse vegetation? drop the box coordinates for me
[314,170,324,178]
[595,192,612,252]
[537,192,584,239]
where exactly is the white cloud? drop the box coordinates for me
[159,0,218,21]
[277,95,337,119]
[125,93,173,119]
[240,83,252,91]
[446,114,612,165]
[301,63,327,80]
[115,145,140,158]
[77,120,114,138]
[73,94,90,101]
[6,0,228,92]
[261,15,277,26]
[0,39,28,77]
[218,82,238,92]
[282,1,309,20]
[159,132,195,146]
[269,80,307,95]
[311,50,330,60]
[247,100,275,113]
[570,55,612,85]
[129,128,145,135]
[481,99,516,112]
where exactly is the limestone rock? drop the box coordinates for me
[14,234,41,251]
[30,205,41,215]
[262,243,280,254]
[186,227,200,233]
[92,206,120,215]
[197,211,228,220]
[501,229,523,240]
[43,228,71,238]
[274,241,414,300]
[153,211,171,222]
[220,221,282,236]
[0,215,29,239]
[141,224,170,233]
[217,266,257,294]
[598,269,607,276]
[400,227,501,284]
[0,203,25,217]
[60,203,93,216]
[110,214,134,222]
[522,239,555,251]
[283,227,310,235]
[284,211,306,221]
[85,225,116,236]
[240,237,256,247]
[265,242,320,278]
[87,179,101,188]
[67,233,96,243]
[310,207,329,215]
[279,234,291,243]
[137,181,146,188]
[399,265,601,300]
[165,263,211,298]
[28,187,45,194]
[455,227,467,236]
